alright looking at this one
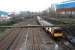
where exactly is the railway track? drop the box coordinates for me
[7,28,27,50]
[17,17,55,50]
[58,38,75,50]
[0,28,22,50]
[19,27,56,50]
[32,28,41,50]
[0,28,15,41]
[0,17,74,50]
[0,17,40,50]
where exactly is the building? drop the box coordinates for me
[0,11,8,17]
[0,11,11,22]
[52,1,75,16]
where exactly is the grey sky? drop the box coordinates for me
[0,0,68,12]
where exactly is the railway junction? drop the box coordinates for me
[0,0,75,50]
[0,16,75,50]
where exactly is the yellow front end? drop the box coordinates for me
[53,33,63,37]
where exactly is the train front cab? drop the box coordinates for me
[52,29,64,40]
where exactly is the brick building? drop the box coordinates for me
[52,1,75,16]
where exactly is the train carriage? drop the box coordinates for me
[37,16,64,40]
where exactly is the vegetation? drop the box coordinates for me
[0,11,34,33]
[0,18,17,32]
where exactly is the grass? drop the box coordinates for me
[55,18,75,26]
[0,20,16,33]
[44,17,75,29]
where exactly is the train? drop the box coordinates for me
[37,16,64,40]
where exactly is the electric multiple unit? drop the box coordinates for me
[37,16,63,39]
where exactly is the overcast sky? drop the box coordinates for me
[0,0,68,12]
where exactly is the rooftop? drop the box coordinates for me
[55,1,75,9]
